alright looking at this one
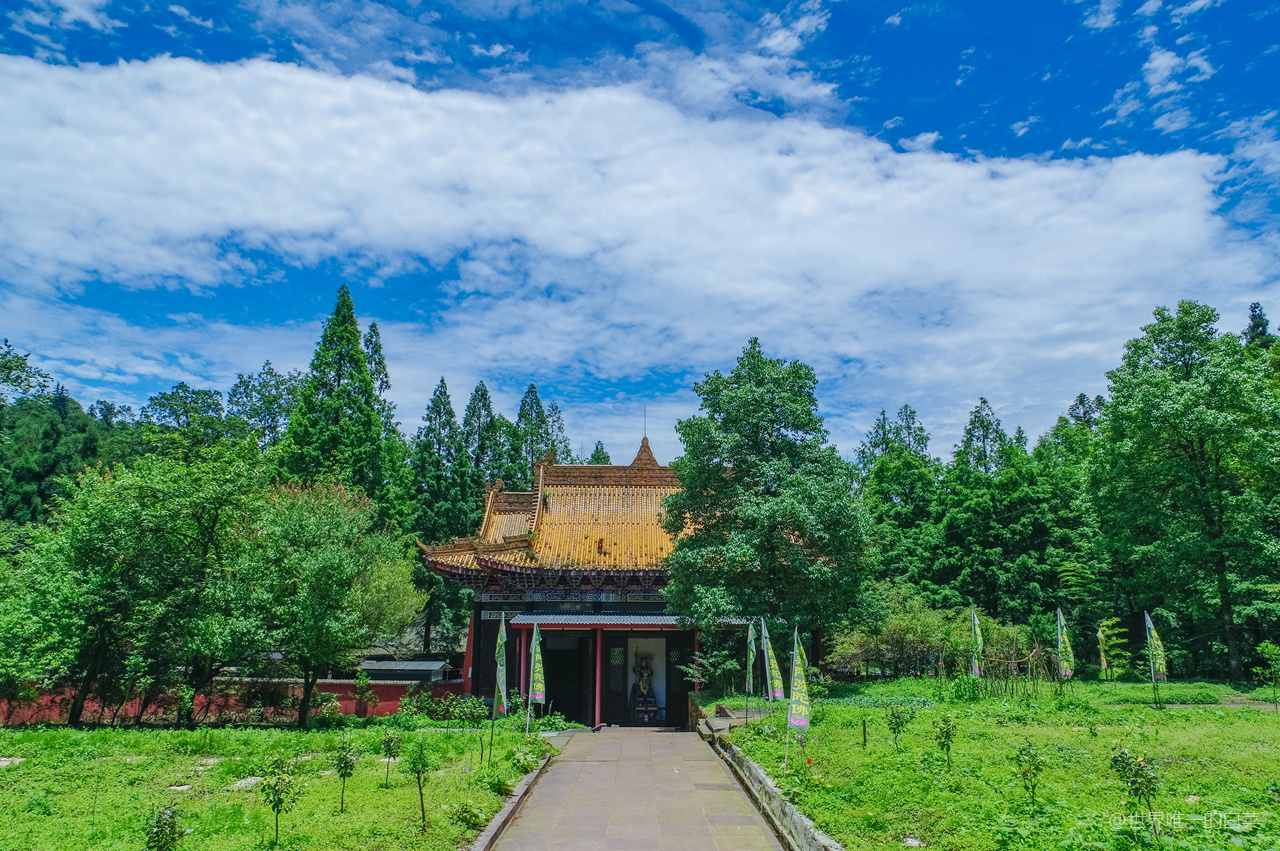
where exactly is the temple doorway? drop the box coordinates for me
[627,637,667,723]
[542,632,585,724]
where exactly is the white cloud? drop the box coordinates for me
[756,5,828,58]
[1226,112,1280,178]
[471,43,511,57]
[898,130,940,151]
[1103,81,1143,124]
[1,55,1275,452]
[1078,0,1121,30]
[1143,47,1185,94]
[1154,107,1193,133]
[48,0,119,30]
[1011,117,1039,138]
[1135,0,1162,15]
[1170,0,1222,25]
[168,5,213,29]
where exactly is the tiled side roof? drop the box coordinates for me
[531,483,678,567]
[480,491,536,542]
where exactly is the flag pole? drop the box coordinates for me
[524,624,533,735]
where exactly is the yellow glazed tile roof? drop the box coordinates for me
[532,483,678,568]
[421,437,679,574]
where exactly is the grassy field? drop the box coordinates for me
[0,723,550,850]
[717,680,1280,850]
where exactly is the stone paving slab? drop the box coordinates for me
[493,727,784,851]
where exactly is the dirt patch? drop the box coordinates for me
[230,776,262,791]
[0,757,26,767]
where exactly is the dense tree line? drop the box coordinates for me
[0,287,598,723]
[852,301,1280,679]
[3,294,1277,712]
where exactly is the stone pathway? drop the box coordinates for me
[494,727,784,851]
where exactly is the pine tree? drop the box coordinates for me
[284,286,385,501]
[587,441,611,465]
[955,398,1008,475]
[516,384,549,473]
[1243,302,1274,349]
[409,379,470,544]
[461,381,503,506]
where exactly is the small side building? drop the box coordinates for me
[418,438,697,727]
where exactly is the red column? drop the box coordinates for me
[520,627,529,699]
[594,627,603,727]
[462,612,476,696]
[693,628,701,692]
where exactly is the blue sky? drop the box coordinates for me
[2,0,1277,462]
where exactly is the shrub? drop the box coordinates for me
[333,740,357,814]
[261,753,303,847]
[144,806,183,851]
[399,735,443,832]
[883,704,917,751]
[380,729,402,788]
[933,714,956,770]
[1011,739,1045,808]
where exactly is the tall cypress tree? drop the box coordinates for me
[409,379,469,544]
[461,381,502,500]
[515,383,548,477]
[285,286,384,501]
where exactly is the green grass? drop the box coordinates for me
[725,679,1280,850]
[0,723,550,850]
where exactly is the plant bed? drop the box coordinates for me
[722,679,1279,850]
[0,722,553,850]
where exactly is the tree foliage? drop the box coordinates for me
[1092,300,1280,679]
[662,338,871,629]
[259,482,422,728]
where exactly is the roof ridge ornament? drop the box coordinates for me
[630,436,659,468]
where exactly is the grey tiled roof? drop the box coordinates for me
[507,614,748,627]
[360,660,454,671]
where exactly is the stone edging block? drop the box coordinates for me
[468,752,554,850]
[699,726,845,851]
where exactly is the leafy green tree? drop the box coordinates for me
[515,383,548,472]
[0,338,50,401]
[884,704,916,752]
[19,438,271,725]
[284,286,386,501]
[933,714,956,770]
[1253,640,1280,709]
[142,383,241,447]
[854,406,940,585]
[545,401,574,464]
[409,568,473,654]
[914,402,1057,622]
[586,440,611,465]
[258,482,422,728]
[1012,739,1045,807]
[143,805,183,851]
[661,339,871,629]
[1092,301,1280,679]
[227,361,305,448]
